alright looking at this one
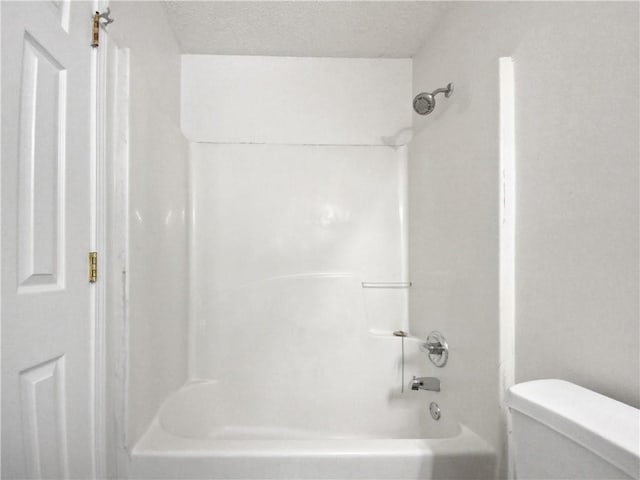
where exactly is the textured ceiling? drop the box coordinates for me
[163,1,449,58]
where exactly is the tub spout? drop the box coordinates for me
[409,376,440,392]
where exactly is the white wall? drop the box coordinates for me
[409,2,639,477]
[108,1,190,449]
[511,3,639,408]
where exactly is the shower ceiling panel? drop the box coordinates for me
[162,1,449,58]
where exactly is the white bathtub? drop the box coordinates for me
[129,382,496,479]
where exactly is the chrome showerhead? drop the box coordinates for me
[412,82,454,115]
[413,92,436,115]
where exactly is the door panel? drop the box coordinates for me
[19,356,68,479]
[17,31,66,292]
[2,1,96,478]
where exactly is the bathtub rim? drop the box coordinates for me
[132,416,492,458]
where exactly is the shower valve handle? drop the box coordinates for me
[419,331,449,368]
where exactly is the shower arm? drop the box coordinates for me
[430,83,454,98]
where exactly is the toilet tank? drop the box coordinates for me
[507,379,640,480]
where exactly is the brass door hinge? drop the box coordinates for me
[89,252,98,283]
[91,8,114,48]
[91,11,100,47]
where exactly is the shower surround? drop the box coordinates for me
[127,55,496,478]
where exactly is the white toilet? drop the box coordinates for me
[507,379,640,480]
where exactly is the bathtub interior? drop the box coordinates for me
[133,377,492,480]
[133,377,493,480]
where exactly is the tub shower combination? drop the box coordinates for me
[124,66,498,478]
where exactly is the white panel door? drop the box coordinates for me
[2,1,96,478]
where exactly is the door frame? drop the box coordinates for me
[93,9,133,478]
[92,0,113,476]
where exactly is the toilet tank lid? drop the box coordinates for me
[507,379,640,479]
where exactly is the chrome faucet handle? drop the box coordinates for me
[420,340,445,355]
[419,331,449,368]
